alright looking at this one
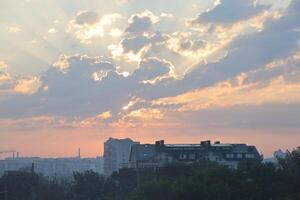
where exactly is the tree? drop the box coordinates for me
[71,171,106,200]
[278,147,300,199]
[0,171,37,200]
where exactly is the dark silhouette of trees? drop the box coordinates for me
[36,177,72,200]
[0,171,37,200]
[0,147,299,200]
[71,171,106,200]
[277,147,300,199]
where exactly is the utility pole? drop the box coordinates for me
[0,150,16,159]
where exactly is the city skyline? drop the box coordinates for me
[0,0,300,159]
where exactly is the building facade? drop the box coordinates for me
[129,140,262,169]
[103,138,139,176]
[0,157,104,177]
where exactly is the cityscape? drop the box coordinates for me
[1,138,298,199]
[0,138,289,177]
[1,0,300,199]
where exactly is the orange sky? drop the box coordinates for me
[1,126,299,159]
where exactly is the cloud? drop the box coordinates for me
[0,61,11,83]
[53,55,70,71]
[0,116,69,131]
[153,75,300,112]
[0,62,16,95]
[97,111,112,119]
[8,26,22,33]
[75,11,100,25]
[68,12,123,43]
[133,57,175,83]
[184,0,300,90]
[121,35,152,54]
[170,103,300,130]
[0,115,106,131]
[109,32,169,63]
[111,108,164,129]
[109,28,123,37]
[14,76,42,95]
[190,0,270,25]
[48,28,57,34]
[124,108,163,120]
[166,32,211,58]
[1,0,300,137]
[125,32,167,53]
[0,54,173,118]
[125,10,159,34]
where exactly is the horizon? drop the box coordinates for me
[1,0,300,160]
[1,132,299,159]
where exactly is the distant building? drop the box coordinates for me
[263,149,288,164]
[274,149,287,159]
[0,157,104,177]
[103,138,139,176]
[128,140,262,169]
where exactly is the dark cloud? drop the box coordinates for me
[75,10,99,25]
[125,11,158,34]
[121,32,168,54]
[177,39,208,53]
[192,0,270,25]
[132,57,173,81]
[184,0,300,89]
[0,55,176,118]
[179,103,300,130]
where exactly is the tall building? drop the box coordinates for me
[103,138,139,176]
[128,140,262,169]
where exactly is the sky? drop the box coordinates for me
[0,0,299,158]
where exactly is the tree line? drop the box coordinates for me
[0,147,299,200]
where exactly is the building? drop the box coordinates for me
[128,140,262,169]
[103,138,139,176]
[263,149,288,165]
[0,156,104,178]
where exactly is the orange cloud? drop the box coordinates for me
[125,108,164,120]
[153,76,300,112]
[110,108,165,129]
[14,76,41,95]
[97,111,112,119]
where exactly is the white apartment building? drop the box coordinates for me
[103,138,139,176]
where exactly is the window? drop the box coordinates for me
[245,154,255,158]
[226,153,234,159]
[189,154,196,160]
[237,154,243,159]
[179,153,187,160]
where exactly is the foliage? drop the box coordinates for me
[71,170,106,200]
[0,148,299,200]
